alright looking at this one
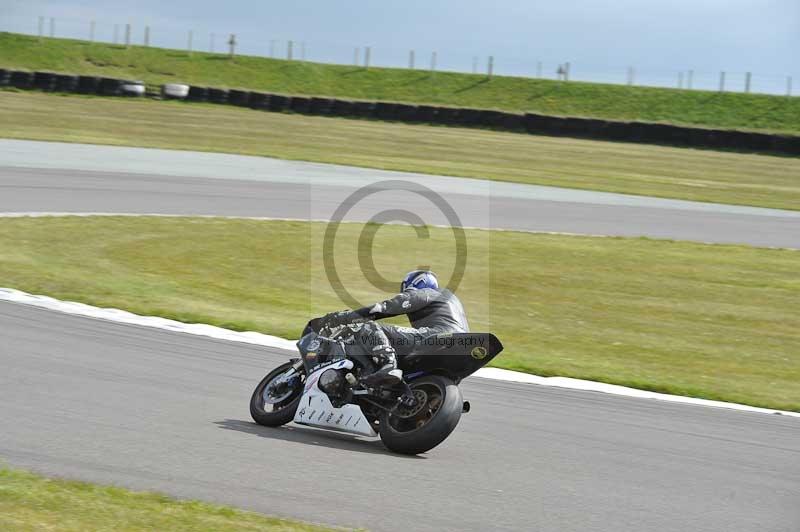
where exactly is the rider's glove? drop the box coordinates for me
[320,310,352,329]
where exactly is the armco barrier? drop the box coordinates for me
[1,66,797,155]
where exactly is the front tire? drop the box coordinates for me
[379,375,462,455]
[250,362,303,427]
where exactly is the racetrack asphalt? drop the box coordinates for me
[1,140,799,531]
[1,302,798,532]
[0,139,799,248]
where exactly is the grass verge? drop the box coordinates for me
[0,216,797,411]
[1,91,799,210]
[2,32,799,134]
[0,467,338,531]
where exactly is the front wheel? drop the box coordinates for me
[379,375,462,455]
[250,362,304,427]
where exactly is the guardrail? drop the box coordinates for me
[2,67,798,155]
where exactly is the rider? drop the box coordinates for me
[314,270,469,386]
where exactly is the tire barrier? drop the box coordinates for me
[330,99,355,117]
[374,102,398,120]
[249,91,271,110]
[289,96,312,114]
[228,89,251,107]
[98,77,123,96]
[187,85,208,102]
[436,107,460,125]
[9,70,34,89]
[309,97,334,115]
[395,103,419,122]
[162,83,190,100]
[268,94,291,112]
[521,113,800,154]
[121,81,146,97]
[352,100,376,118]
[76,75,100,94]
[54,74,79,92]
[33,71,57,91]
[416,105,439,123]
[207,87,229,104]
[1,64,796,155]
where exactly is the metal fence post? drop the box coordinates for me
[228,34,236,58]
[719,71,725,92]
[38,16,44,41]
[487,56,494,78]
[364,46,371,68]
[744,72,751,93]
[565,61,571,81]
[409,50,415,69]
[144,26,150,47]
[49,17,54,38]
[125,24,131,48]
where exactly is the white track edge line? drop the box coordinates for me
[0,286,796,419]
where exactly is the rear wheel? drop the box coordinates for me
[379,375,462,455]
[250,362,304,427]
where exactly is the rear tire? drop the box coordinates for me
[250,362,303,427]
[379,375,462,455]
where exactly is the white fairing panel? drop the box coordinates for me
[293,359,377,437]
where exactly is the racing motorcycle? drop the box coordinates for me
[250,320,503,455]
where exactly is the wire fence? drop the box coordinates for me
[2,14,796,97]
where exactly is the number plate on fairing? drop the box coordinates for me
[292,359,377,437]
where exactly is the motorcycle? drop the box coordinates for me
[250,320,503,454]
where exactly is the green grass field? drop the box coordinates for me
[2,32,799,134]
[0,467,337,531]
[2,90,799,210]
[0,216,797,411]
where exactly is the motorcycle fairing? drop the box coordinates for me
[293,358,377,437]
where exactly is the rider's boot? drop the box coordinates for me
[361,346,402,387]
